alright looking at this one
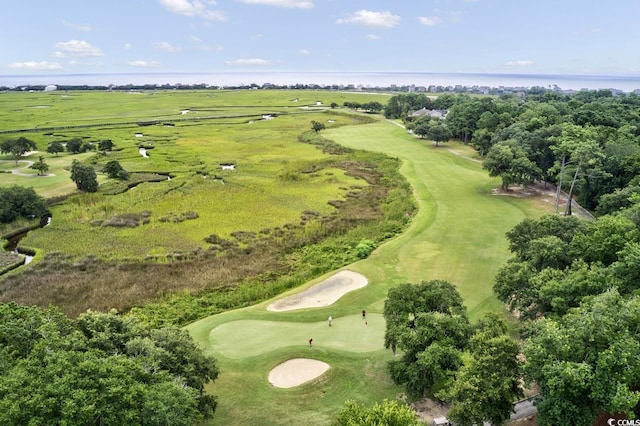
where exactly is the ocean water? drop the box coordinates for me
[1,71,640,92]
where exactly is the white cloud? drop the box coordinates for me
[9,61,63,70]
[156,41,181,53]
[366,34,381,40]
[68,59,104,67]
[123,43,132,49]
[235,0,313,8]
[159,0,227,21]
[418,16,442,26]
[505,60,534,66]
[297,49,310,55]
[224,58,276,65]
[128,60,162,67]
[337,10,400,28]
[196,44,224,51]
[63,20,92,31]
[54,40,103,57]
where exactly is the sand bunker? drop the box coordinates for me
[267,270,368,312]
[268,358,330,388]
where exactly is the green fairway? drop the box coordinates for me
[188,119,549,425]
[327,121,535,318]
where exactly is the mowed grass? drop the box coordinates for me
[0,152,96,198]
[188,120,552,425]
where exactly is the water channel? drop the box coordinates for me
[3,215,51,265]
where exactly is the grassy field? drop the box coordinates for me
[1,90,421,322]
[187,120,551,425]
[0,90,389,260]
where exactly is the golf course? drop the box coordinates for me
[188,119,549,425]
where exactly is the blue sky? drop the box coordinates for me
[2,0,639,77]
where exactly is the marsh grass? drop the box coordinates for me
[0,151,412,320]
[0,89,412,320]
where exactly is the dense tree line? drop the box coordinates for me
[385,90,640,214]
[493,198,640,424]
[0,304,218,425]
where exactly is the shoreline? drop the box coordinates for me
[2,71,639,92]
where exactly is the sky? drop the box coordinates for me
[1,0,639,79]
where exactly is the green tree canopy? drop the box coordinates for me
[46,141,65,157]
[483,140,542,190]
[445,314,523,426]
[70,159,98,192]
[0,304,219,425]
[427,122,453,147]
[525,290,640,425]
[0,137,37,165]
[0,186,48,224]
[383,280,470,398]
[98,139,114,152]
[65,138,83,154]
[103,160,127,179]
[29,155,49,176]
[336,399,423,426]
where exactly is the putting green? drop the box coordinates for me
[206,314,382,359]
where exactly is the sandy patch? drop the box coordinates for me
[268,358,330,388]
[267,270,368,312]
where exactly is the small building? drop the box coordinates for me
[410,107,448,119]
[432,416,451,426]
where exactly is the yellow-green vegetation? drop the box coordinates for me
[0,89,413,320]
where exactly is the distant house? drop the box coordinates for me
[411,107,448,119]
[433,417,451,426]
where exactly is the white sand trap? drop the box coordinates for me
[267,270,368,312]
[268,358,330,388]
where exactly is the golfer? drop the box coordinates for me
[328,315,332,326]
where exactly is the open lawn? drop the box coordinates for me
[188,120,552,425]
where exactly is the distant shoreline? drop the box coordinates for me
[1,71,640,93]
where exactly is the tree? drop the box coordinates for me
[427,123,453,147]
[0,137,37,165]
[524,290,640,425]
[412,119,432,139]
[569,214,640,266]
[384,280,467,355]
[103,160,127,179]
[29,155,49,176]
[362,101,383,113]
[98,139,114,153]
[0,186,48,223]
[483,140,542,190]
[65,138,83,154]
[70,159,98,192]
[551,123,605,216]
[0,304,219,425]
[336,399,423,426]
[445,314,523,426]
[46,141,64,157]
[384,281,471,398]
[311,120,325,132]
